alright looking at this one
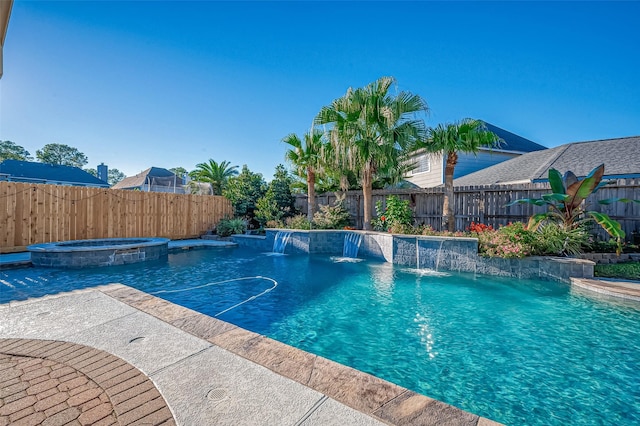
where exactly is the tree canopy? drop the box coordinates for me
[223,165,267,221]
[422,119,501,231]
[85,167,126,186]
[0,141,32,162]
[283,130,324,221]
[36,143,88,168]
[255,165,297,226]
[315,76,428,230]
[169,166,188,177]
[189,159,239,196]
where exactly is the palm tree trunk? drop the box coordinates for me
[362,169,373,230]
[443,151,458,232]
[307,167,316,222]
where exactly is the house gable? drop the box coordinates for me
[481,122,546,153]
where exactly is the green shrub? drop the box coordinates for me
[474,222,535,258]
[312,197,351,229]
[216,218,246,237]
[595,262,640,280]
[265,219,284,229]
[372,195,413,231]
[286,214,311,230]
[587,236,639,253]
[532,223,589,256]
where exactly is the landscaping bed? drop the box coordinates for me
[594,262,640,281]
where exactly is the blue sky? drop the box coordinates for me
[2,1,639,180]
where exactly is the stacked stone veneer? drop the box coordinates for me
[476,256,594,282]
[578,252,640,264]
[232,230,594,282]
[29,240,168,268]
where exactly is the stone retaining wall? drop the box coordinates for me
[578,253,640,264]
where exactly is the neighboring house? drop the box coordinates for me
[0,159,110,188]
[112,167,193,193]
[453,136,640,186]
[405,122,547,188]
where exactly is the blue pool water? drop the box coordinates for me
[1,247,639,425]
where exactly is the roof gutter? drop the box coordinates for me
[0,0,14,78]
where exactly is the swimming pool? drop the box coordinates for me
[1,246,639,425]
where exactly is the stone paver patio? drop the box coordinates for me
[0,339,174,425]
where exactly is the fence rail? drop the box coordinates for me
[0,182,233,253]
[295,179,640,239]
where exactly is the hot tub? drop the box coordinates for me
[27,238,170,268]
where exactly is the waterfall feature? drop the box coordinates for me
[434,239,445,271]
[272,231,293,254]
[343,232,362,258]
[416,238,445,271]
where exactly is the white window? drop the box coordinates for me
[409,154,430,175]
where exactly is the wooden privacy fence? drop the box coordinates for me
[0,182,233,252]
[295,179,640,239]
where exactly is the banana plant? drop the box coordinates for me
[507,164,638,254]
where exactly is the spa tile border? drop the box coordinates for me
[102,284,503,426]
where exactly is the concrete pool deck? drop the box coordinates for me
[0,285,501,426]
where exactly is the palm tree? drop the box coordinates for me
[423,119,501,232]
[189,159,239,195]
[315,76,428,230]
[283,130,324,221]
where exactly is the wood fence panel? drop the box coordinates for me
[297,179,639,239]
[12,183,23,247]
[0,182,233,252]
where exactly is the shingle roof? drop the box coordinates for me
[454,136,640,186]
[0,160,110,187]
[111,167,178,189]
[481,122,547,153]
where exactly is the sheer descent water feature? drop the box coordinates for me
[343,232,362,258]
[272,230,293,254]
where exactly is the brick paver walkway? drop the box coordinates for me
[0,338,175,426]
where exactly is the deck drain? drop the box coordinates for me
[36,311,51,317]
[206,388,229,403]
[128,336,146,344]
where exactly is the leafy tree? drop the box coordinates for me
[223,165,267,222]
[422,119,500,232]
[0,141,32,161]
[169,166,188,177]
[189,159,239,195]
[36,143,88,168]
[107,168,126,185]
[283,130,324,221]
[255,165,297,226]
[316,76,427,230]
[85,167,127,186]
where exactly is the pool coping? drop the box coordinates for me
[99,283,502,426]
[570,277,640,301]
